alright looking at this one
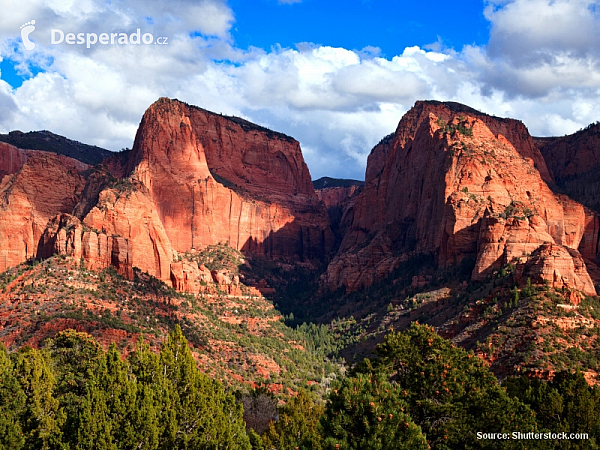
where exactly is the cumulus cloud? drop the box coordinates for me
[1,0,599,180]
[477,0,600,97]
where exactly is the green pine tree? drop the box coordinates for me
[12,346,65,450]
[263,390,325,450]
[45,329,104,449]
[356,323,538,449]
[320,373,428,450]
[158,325,250,449]
[0,343,26,450]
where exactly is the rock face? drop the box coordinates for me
[324,101,597,296]
[315,185,361,210]
[0,145,88,272]
[315,184,362,244]
[535,123,600,180]
[534,123,600,281]
[516,243,595,296]
[126,98,333,264]
[81,184,172,280]
[37,213,133,279]
[0,98,333,289]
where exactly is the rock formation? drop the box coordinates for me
[0,144,88,272]
[315,184,362,244]
[324,101,597,296]
[37,213,133,279]
[534,124,600,269]
[535,122,600,180]
[0,98,333,289]
[516,243,595,297]
[126,98,334,265]
[315,185,361,210]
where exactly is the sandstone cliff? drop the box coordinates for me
[0,99,333,290]
[37,213,134,279]
[126,98,334,268]
[0,143,88,272]
[324,101,597,296]
[315,185,361,210]
[535,122,600,180]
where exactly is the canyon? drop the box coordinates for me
[1,97,600,384]
[1,99,598,301]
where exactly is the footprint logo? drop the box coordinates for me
[20,20,36,51]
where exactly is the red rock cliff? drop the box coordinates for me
[0,100,333,289]
[0,145,88,272]
[535,123,600,179]
[126,98,334,264]
[324,101,596,296]
[315,185,361,210]
[535,125,600,269]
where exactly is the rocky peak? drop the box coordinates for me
[324,101,597,296]
[125,97,333,263]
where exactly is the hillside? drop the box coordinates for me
[0,249,338,396]
[0,130,113,165]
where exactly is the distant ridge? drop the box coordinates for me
[0,130,113,165]
[313,177,364,189]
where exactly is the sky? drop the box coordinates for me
[0,0,599,180]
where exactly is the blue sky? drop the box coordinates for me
[229,0,490,57]
[0,0,599,180]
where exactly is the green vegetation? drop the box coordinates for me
[505,371,600,449]
[320,373,428,450]
[0,255,342,399]
[0,327,251,450]
[353,324,538,449]
[262,390,325,450]
[436,116,473,137]
[3,319,599,449]
[185,243,245,273]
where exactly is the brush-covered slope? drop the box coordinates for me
[0,130,112,165]
[0,251,335,394]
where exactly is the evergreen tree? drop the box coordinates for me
[45,330,104,449]
[0,343,26,450]
[12,346,65,450]
[248,429,265,450]
[77,343,161,450]
[158,325,250,449]
[76,365,116,450]
[357,323,538,449]
[263,390,325,450]
[319,373,428,450]
[505,371,600,449]
[128,336,172,450]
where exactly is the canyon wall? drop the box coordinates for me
[324,101,597,296]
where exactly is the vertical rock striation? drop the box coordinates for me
[126,98,333,266]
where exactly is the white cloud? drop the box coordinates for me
[478,0,600,97]
[485,0,600,62]
[1,0,600,181]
